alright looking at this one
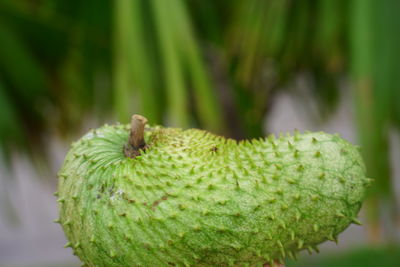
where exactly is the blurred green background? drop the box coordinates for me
[0,0,399,266]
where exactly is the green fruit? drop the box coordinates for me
[57,115,369,267]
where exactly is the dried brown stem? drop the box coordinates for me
[124,114,148,158]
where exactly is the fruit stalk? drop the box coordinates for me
[124,114,148,158]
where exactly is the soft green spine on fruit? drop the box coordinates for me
[57,124,369,266]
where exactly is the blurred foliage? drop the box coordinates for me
[287,245,400,267]
[0,0,399,241]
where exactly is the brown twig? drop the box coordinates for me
[124,114,148,158]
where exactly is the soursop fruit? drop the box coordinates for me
[56,115,370,267]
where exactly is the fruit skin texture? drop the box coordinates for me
[57,124,369,267]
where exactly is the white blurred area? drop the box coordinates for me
[0,90,399,267]
[0,139,80,267]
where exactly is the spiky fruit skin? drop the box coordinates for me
[57,124,368,267]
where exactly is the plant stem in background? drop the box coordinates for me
[173,0,225,133]
[349,0,396,242]
[151,0,189,127]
